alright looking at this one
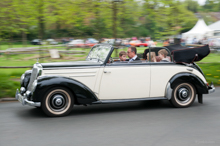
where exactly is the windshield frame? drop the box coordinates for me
[86,44,114,64]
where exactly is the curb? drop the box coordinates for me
[0,98,17,102]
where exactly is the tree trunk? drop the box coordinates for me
[56,20,60,39]
[9,33,13,49]
[95,2,100,39]
[112,1,118,56]
[38,0,44,40]
[22,27,27,47]
[112,1,117,40]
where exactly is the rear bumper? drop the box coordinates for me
[208,84,215,94]
[15,89,41,107]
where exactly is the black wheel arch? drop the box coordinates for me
[32,75,99,104]
[169,72,208,94]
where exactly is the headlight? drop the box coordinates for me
[20,74,25,85]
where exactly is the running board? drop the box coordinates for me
[92,97,167,104]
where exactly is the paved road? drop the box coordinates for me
[0,88,220,146]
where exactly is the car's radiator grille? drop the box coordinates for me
[27,67,38,91]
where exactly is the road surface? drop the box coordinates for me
[0,87,219,146]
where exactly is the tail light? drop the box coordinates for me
[206,83,209,86]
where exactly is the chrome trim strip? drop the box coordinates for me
[105,65,150,68]
[165,82,173,100]
[187,68,193,71]
[43,66,103,70]
[93,97,166,104]
[69,74,96,77]
[44,71,97,74]
[105,63,177,68]
[16,89,41,107]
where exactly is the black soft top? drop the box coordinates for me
[166,44,210,64]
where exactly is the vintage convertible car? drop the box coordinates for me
[16,44,215,117]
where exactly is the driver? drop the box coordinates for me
[127,46,140,62]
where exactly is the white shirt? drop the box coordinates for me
[129,55,137,62]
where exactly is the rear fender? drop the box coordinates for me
[168,72,208,95]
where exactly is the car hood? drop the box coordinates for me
[41,61,102,68]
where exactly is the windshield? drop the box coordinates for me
[86,45,112,62]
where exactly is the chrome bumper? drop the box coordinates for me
[15,89,41,107]
[208,84,215,94]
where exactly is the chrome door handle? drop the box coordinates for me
[187,68,193,71]
[104,71,111,73]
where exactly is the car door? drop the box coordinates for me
[98,63,150,100]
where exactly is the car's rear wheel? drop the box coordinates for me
[170,82,196,108]
[42,87,74,117]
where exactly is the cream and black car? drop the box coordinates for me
[16,44,215,117]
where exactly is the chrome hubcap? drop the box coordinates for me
[177,88,190,101]
[51,95,65,109]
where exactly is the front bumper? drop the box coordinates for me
[15,89,41,107]
[208,83,215,94]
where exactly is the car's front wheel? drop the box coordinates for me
[42,87,74,117]
[170,82,196,108]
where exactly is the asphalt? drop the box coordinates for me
[0,87,220,146]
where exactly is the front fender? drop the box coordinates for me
[32,75,99,104]
[169,72,208,94]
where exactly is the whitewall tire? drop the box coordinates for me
[170,83,196,108]
[42,87,74,117]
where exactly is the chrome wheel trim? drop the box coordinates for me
[51,95,65,109]
[177,88,190,101]
[45,89,71,115]
[174,83,194,106]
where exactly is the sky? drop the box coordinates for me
[197,0,206,5]
[179,0,206,5]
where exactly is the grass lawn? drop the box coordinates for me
[197,63,220,85]
[0,43,219,98]
[198,53,220,63]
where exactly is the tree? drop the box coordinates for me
[203,0,220,12]
[184,0,200,13]
[0,0,20,42]
[11,0,36,45]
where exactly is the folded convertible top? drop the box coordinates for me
[166,44,210,64]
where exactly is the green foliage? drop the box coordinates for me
[0,0,204,40]
[0,0,219,41]
[184,0,200,13]
[203,0,220,12]
[0,74,20,98]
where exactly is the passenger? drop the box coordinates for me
[127,46,140,62]
[156,56,161,62]
[158,49,170,62]
[119,51,127,62]
[143,48,149,60]
[146,52,156,62]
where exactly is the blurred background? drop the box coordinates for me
[0,0,220,98]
